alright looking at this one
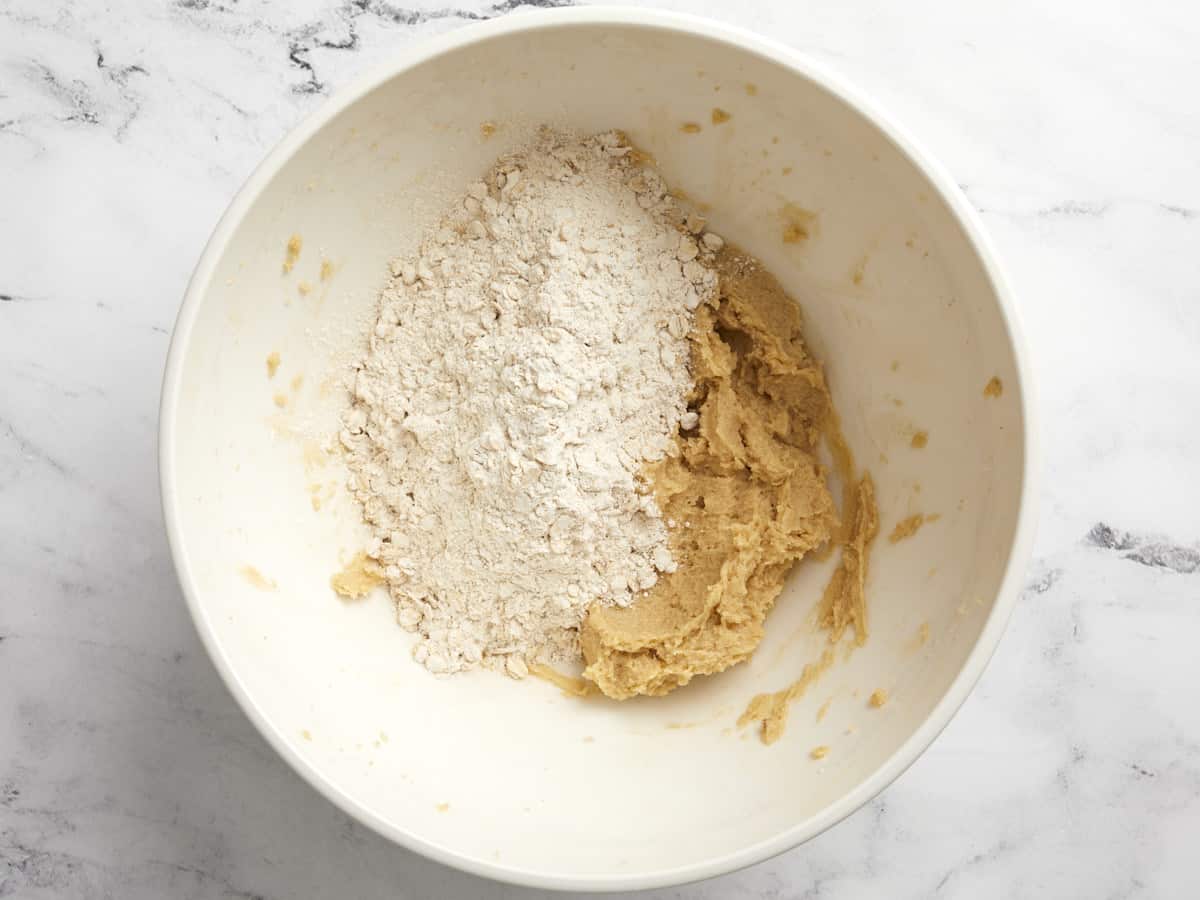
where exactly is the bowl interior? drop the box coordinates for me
[164,16,1026,886]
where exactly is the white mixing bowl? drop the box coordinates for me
[160,8,1035,891]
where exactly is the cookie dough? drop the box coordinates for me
[815,472,879,646]
[737,647,836,744]
[283,234,302,274]
[737,469,878,743]
[888,512,938,544]
[330,551,384,600]
[239,564,277,591]
[580,251,846,699]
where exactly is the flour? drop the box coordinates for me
[340,130,720,674]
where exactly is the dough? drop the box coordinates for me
[580,251,844,699]
[239,565,277,591]
[528,662,594,698]
[283,234,302,274]
[330,551,384,600]
[815,472,878,646]
[739,471,878,744]
[888,512,938,544]
[737,647,836,744]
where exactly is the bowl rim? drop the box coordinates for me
[159,6,1039,892]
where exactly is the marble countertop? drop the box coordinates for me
[2,0,1198,896]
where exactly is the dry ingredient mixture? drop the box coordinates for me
[339,130,719,675]
[339,128,877,718]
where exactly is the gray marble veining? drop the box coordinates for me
[2,0,1199,896]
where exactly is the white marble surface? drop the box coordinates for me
[2,0,1198,896]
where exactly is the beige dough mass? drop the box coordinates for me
[582,251,875,700]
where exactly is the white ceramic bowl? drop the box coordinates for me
[160,8,1035,891]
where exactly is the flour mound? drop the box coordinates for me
[340,130,718,674]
